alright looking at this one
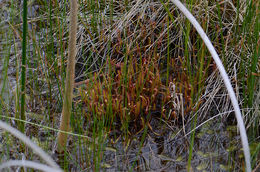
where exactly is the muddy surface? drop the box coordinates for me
[97,118,241,171]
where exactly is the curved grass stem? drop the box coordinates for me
[0,120,61,170]
[0,160,62,172]
[169,0,251,171]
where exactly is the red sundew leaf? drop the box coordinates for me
[140,95,148,109]
[134,101,141,118]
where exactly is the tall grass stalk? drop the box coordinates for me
[188,2,208,170]
[169,0,251,171]
[244,0,259,139]
[20,0,28,133]
[47,0,54,122]
[0,35,11,103]
[57,0,78,153]
[184,0,195,170]
[9,0,21,125]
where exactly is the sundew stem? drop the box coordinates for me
[169,0,251,171]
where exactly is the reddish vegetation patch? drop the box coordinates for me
[80,54,195,134]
